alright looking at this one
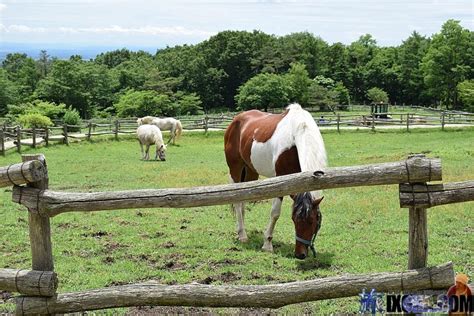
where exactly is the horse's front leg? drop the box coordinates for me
[145,144,150,160]
[234,202,248,243]
[262,197,283,252]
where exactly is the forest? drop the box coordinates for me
[0,19,472,128]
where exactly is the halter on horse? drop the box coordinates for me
[224,103,327,259]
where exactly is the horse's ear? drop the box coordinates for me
[313,196,324,206]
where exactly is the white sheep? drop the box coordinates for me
[136,124,167,161]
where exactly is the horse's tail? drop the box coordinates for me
[175,120,183,140]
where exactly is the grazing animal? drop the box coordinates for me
[136,124,167,161]
[224,103,327,259]
[137,116,183,145]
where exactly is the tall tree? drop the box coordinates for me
[398,31,430,105]
[421,20,473,109]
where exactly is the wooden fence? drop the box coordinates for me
[2,110,473,156]
[1,154,473,314]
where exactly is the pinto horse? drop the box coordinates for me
[224,103,327,259]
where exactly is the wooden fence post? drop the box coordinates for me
[32,127,36,149]
[371,113,375,131]
[441,112,445,131]
[21,154,54,272]
[406,113,410,132]
[16,126,21,153]
[87,122,92,141]
[337,114,340,133]
[204,115,209,133]
[408,205,428,269]
[44,128,49,147]
[63,124,69,145]
[0,129,4,156]
[114,120,119,140]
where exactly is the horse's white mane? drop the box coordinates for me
[286,103,327,198]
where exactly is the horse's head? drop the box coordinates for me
[157,144,167,161]
[292,193,323,260]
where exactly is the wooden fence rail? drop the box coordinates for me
[12,156,441,216]
[15,262,454,315]
[0,269,57,297]
[0,160,47,188]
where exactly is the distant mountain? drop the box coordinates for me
[0,43,160,60]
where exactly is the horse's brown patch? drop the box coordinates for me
[224,109,289,181]
[275,146,301,176]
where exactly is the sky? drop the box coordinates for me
[0,0,472,49]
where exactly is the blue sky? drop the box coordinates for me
[0,0,472,48]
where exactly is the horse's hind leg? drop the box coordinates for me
[262,197,283,252]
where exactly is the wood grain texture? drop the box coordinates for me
[15,262,454,315]
[399,180,474,208]
[0,160,46,188]
[22,155,54,272]
[408,207,428,269]
[0,268,57,296]
[12,156,441,217]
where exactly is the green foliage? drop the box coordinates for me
[175,92,204,115]
[333,82,351,106]
[367,87,389,103]
[457,80,474,111]
[421,20,473,110]
[285,62,311,105]
[17,113,53,128]
[114,89,182,117]
[63,108,82,127]
[235,73,289,111]
[0,68,18,115]
[7,100,66,122]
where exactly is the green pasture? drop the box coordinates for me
[1,128,473,314]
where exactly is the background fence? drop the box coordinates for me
[1,108,473,156]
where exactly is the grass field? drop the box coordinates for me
[1,128,473,314]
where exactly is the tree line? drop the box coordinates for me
[0,19,472,128]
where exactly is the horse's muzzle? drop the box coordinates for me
[295,253,307,260]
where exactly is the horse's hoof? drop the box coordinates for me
[261,245,274,253]
[238,236,249,243]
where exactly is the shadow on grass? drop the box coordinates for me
[236,230,335,269]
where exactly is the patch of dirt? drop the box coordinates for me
[227,247,241,252]
[209,258,242,268]
[199,272,241,284]
[81,230,109,238]
[1,291,12,302]
[103,241,128,252]
[162,261,186,270]
[161,241,175,248]
[55,222,79,229]
[103,256,115,264]
[127,306,277,315]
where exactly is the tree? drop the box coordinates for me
[398,31,430,105]
[37,50,51,78]
[235,73,290,111]
[457,80,474,111]
[35,59,114,118]
[2,53,40,101]
[367,87,389,103]
[421,20,473,109]
[114,89,181,117]
[285,62,311,105]
[0,69,18,115]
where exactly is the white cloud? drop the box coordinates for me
[0,23,215,37]
[0,24,47,33]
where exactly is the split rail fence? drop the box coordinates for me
[2,110,474,156]
[1,154,473,314]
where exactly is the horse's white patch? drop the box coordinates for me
[250,103,327,197]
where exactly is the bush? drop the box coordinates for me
[17,113,53,128]
[367,87,389,104]
[63,108,82,131]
